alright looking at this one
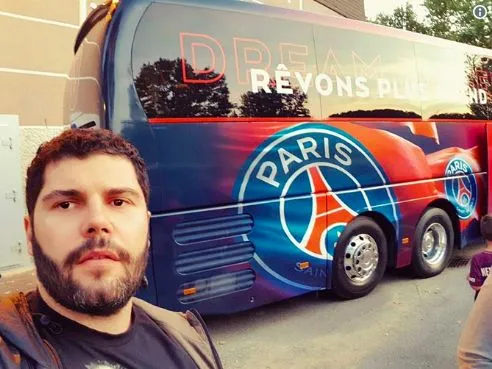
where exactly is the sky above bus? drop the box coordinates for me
[364,0,426,20]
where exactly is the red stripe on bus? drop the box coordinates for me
[148,117,491,124]
[149,117,313,123]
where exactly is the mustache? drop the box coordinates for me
[64,238,131,269]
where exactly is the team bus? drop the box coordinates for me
[64,0,492,315]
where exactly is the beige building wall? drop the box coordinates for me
[0,0,365,205]
[0,1,364,270]
[0,0,106,187]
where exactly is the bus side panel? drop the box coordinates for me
[102,0,492,313]
[422,123,488,248]
[136,120,488,310]
[149,200,326,315]
[385,173,487,269]
[353,121,487,264]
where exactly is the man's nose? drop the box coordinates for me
[82,201,113,237]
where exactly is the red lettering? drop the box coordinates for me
[180,33,226,84]
[352,52,382,79]
[279,43,308,72]
[234,38,271,85]
[476,69,491,89]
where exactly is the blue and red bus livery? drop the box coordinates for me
[65,0,492,314]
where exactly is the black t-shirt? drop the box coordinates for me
[31,295,199,369]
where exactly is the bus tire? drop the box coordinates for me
[411,207,454,278]
[332,216,387,299]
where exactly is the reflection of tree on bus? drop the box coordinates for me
[134,58,234,118]
[237,81,311,118]
[466,55,492,120]
[330,109,421,119]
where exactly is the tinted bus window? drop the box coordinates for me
[132,3,321,120]
[313,25,421,119]
[131,3,431,121]
[416,44,492,120]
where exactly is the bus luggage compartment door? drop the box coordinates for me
[148,199,327,315]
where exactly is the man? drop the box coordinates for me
[467,215,492,300]
[0,128,223,369]
[458,214,492,368]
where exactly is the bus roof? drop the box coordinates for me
[84,0,490,56]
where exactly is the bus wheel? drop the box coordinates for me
[332,216,387,299]
[411,208,454,278]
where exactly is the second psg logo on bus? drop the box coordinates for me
[233,123,400,264]
[444,157,477,219]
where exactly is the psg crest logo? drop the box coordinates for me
[444,157,477,219]
[233,123,399,288]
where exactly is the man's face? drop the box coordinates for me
[25,154,151,316]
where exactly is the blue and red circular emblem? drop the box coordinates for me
[233,123,399,289]
[444,157,477,219]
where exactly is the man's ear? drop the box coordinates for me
[24,215,33,256]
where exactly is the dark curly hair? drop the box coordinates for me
[26,128,150,218]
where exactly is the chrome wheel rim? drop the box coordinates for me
[344,234,379,285]
[421,223,447,265]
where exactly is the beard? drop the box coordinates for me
[31,232,149,317]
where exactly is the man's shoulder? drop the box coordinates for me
[0,291,56,368]
[472,251,492,263]
[0,291,23,303]
[0,291,40,338]
[0,291,26,319]
[132,298,222,369]
[132,297,201,336]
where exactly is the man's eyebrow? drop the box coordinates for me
[40,188,142,203]
[41,189,82,203]
[106,188,141,198]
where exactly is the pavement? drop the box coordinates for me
[0,266,36,296]
[207,243,487,369]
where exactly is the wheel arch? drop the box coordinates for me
[422,198,460,249]
[357,211,397,267]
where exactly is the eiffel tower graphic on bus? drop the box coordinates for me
[454,176,472,209]
[300,166,356,256]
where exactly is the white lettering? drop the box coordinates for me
[275,64,293,94]
[468,87,479,104]
[479,89,487,104]
[407,80,421,99]
[336,76,353,97]
[334,143,352,166]
[256,161,280,187]
[251,68,271,93]
[315,74,334,96]
[324,137,330,159]
[377,78,391,98]
[297,137,322,160]
[355,77,369,98]
[278,148,303,174]
[393,80,406,99]
[295,72,313,94]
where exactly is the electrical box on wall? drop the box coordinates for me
[0,115,30,272]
